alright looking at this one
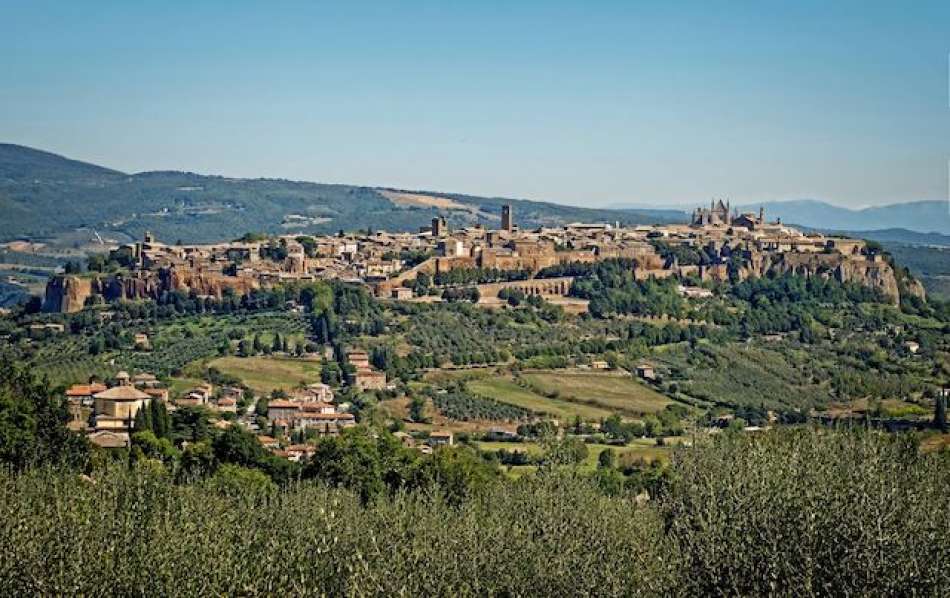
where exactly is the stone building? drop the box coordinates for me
[93,374,152,432]
[691,199,732,226]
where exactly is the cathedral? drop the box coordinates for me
[691,200,766,230]
[691,199,732,226]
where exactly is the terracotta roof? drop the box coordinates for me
[267,400,300,409]
[295,412,354,420]
[94,386,151,401]
[66,383,107,397]
[88,431,129,449]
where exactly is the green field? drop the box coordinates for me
[521,370,673,415]
[474,440,674,478]
[468,376,613,421]
[208,356,323,395]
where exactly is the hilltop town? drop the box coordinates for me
[28,200,939,455]
[43,199,918,313]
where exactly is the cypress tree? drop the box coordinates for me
[133,405,153,433]
[934,391,948,433]
[150,400,170,439]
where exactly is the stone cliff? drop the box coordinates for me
[759,253,902,304]
[43,267,261,313]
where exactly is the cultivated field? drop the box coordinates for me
[468,376,613,421]
[208,356,322,395]
[475,440,675,478]
[521,369,673,415]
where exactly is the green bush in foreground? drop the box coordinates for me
[0,429,948,596]
[661,430,950,596]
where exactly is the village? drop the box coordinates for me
[48,200,919,459]
[43,199,901,314]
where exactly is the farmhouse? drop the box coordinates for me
[93,380,153,432]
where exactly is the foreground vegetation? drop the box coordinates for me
[1,429,947,596]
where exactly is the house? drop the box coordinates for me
[92,382,153,432]
[347,350,371,369]
[66,400,89,432]
[177,383,213,407]
[220,386,245,401]
[132,372,159,388]
[295,412,356,434]
[257,435,280,449]
[391,287,413,300]
[267,400,355,435]
[143,387,169,403]
[677,285,714,299]
[284,444,316,462]
[215,397,237,413]
[66,382,108,406]
[293,382,333,403]
[352,369,387,391]
[267,400,304,421]
[590,360,609,370]
[87,430,130,449]
[903,340,920,354]
[428,430,454,447]
[485,427,518,441]
[133,333,150,350]
[635,364,656,381]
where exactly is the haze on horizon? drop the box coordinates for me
[2,1,948,210]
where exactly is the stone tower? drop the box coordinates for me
[431,216,447,237]
[501,204,513,232]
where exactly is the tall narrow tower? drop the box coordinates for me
[501,204,513,232]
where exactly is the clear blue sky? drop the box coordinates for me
[2,1,948,208]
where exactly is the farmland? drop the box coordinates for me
[468,375,613,421]
[476,438,676,471]
[520,369,673,415]
[207,356,323,395]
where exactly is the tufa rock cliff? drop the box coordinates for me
[43,267,261,313]
[758,253,902,304]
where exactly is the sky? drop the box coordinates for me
[2,1,949,209]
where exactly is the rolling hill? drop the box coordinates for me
[737,199,950,235]
[610,198,950,236]
[0,143,679,245]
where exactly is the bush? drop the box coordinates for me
[1,429,948,595]
[660,428,950,595]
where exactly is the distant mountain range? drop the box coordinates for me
[737,199,950,236]
[611,198,950,237]
[4,143,945,249]
[0,144,680,245]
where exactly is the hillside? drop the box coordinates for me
[610,199,950,235]
[0,144,675,245]
[736,199,950,235]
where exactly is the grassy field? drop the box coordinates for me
[207,356,323,395]
[468,377,613,421]
[521,370,672,415]
[475,439,675,478]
